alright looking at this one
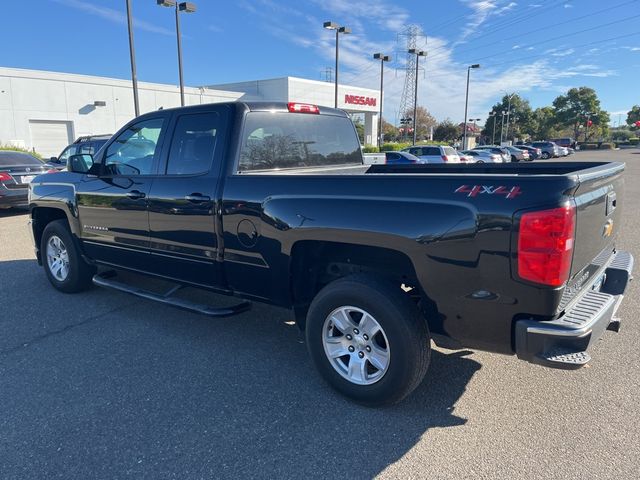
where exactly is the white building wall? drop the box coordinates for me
[0,67,243,157]
[210,76,380,145]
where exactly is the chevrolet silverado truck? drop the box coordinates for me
[28,102,633,405]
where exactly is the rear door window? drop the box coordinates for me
[424,147,440,156]
[166,112,221,175]
[238,112,362,172]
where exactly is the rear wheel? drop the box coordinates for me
[305,274,431,406]
[41,220,95,293]
[511,155,518,162]
[541,152,550,159]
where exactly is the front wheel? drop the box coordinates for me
[541,152,550,159]
[41,220,95,293]
[305,275,431,406]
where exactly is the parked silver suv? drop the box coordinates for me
[528,141,560,159]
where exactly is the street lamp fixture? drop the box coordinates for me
[373,53,391,148]
[408,49,427,145]
[157,0,197,107]
[462,64,480,150]
[324,21,351,108]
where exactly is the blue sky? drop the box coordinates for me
[2,0,639,126]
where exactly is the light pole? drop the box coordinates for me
[500,110,507,144]
[408,48,427,145]
[125,0,139,116]
[489,111,498,145]
[158,1,197,107]
[373,53,391,148]
[503,92,516,144]
[462,64,480,150]
[324,22,351,108]
[469,117,480,147]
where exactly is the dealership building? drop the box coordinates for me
[0,66,380,157]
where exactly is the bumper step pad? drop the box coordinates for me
[539,350,591,369]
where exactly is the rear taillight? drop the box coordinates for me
[491,154,500,161]
[517,204,576,287]
[0,172,13,182]
[441,155,449,162]
[287,102,320,114]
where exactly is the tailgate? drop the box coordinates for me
[562,162,625,308]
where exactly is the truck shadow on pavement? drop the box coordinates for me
[0,258,481,479]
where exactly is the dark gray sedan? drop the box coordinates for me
[0,151,49,209]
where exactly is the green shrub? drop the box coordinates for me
[630,138,640,145]
[0,144,43,159]
[578,143,598,150]
[362,145,380,153]
[380,142,411,151]
[598,143,615,150]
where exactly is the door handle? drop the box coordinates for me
[126,190,146,199]
[184,194,211,202]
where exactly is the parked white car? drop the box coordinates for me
[460,149,505,163]
[401,145,461,163]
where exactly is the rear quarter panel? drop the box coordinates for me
[221,171,578,353]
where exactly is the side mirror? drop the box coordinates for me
[49,156,59,163]
[67,154,94,173]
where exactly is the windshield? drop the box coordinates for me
[238,112,362,172]
[0,151,43,166]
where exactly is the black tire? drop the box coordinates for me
[41,219,95,293]
[541,152,550,159]
[305,274,431,406]
[511,155,518,162]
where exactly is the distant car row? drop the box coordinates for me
[382,140,574,165]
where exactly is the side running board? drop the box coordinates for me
[92,272,251,317]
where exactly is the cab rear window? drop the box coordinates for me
[238,112,362,172]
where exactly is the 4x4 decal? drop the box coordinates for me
[455,185,522,199]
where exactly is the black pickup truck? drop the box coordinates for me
[28,102,633,405]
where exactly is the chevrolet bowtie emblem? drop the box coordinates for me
[603,219,614,238]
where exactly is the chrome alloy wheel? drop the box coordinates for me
[46,235,70,282]
[322,306,391,386]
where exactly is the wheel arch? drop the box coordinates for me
[289,240,425,330]
[31,207,73,264]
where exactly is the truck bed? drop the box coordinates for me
[241,161,620,177]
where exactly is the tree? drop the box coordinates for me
[433,119,460,142]
[552,87,610,141]
[627,105,640,129]
[530,107,559,140]
[352,116,365,143]
[381,118,399,142]
[401,106,436,141]
[483,94,534,143]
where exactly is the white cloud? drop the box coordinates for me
[512,45,521,49]
[551,48,575,57]
[455,1,518,46]
[564,3,573,7]
[52,0,173,36]
[208,25,223,33]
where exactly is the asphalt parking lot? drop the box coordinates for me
[1,149,639,480]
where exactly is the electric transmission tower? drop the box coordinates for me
[321,67,334,83]
[398,25,420,129]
